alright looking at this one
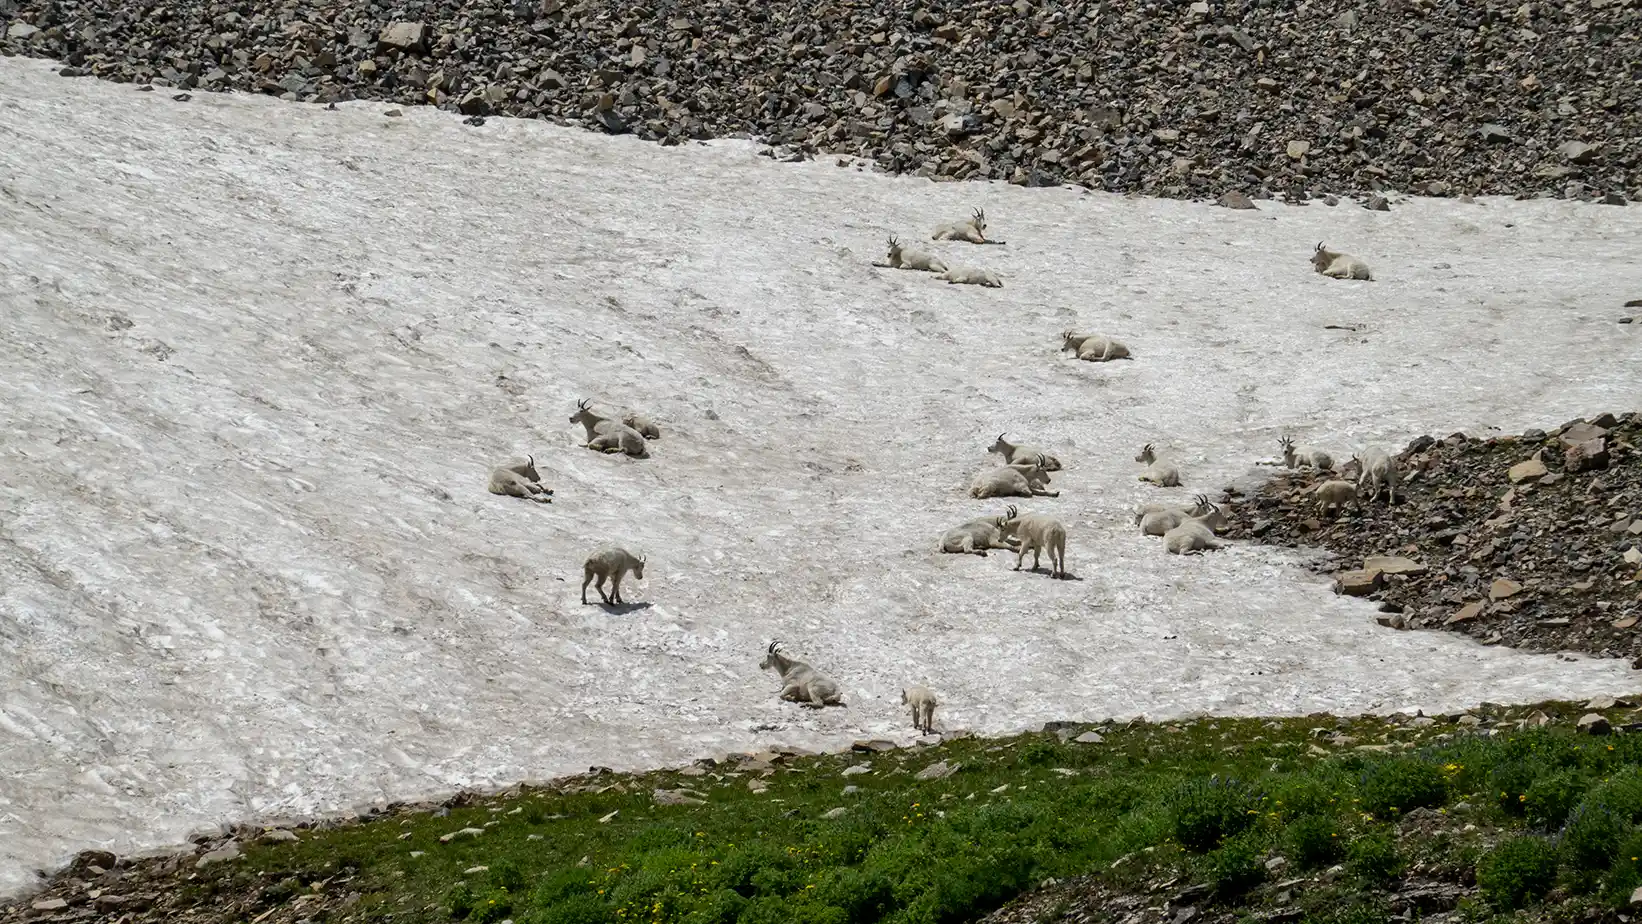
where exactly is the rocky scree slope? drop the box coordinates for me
[1225,412,1642,664]
[1,0,1639,202]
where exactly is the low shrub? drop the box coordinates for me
[1345,831,1404,885]
[1286,814,1345,870]
[1562,799,1627,870]
[1207,835,1265,897]
[1523,769,1589,829]
[1477,836,1559,911]
[1356,758,1445,819]
[1171,777,1261,852]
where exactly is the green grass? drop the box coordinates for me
[211,704,1642,923]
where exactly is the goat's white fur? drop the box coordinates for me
[1311,479,1358,517]
[570,398,649,457]
[901,685,939,734]
[940,505,1022,556]
[761,642,844,708]
[581,546,646,605]
[988,433,1062,472]
[1002,512,1067,578]
[622,413,661,440]
[885,235,947,273]
[1061,330,1131,362]
[1278,435,1333,472]
[969,455,1060,499]
[487,455,553,503]
[1163,503,1231,554]
[1352,448,1399,504]
[931,207,993,244]
[1136,443,1183,487]
[1137,494,1214,537]
[937,265,1003,287]
[1310,242,1373,281]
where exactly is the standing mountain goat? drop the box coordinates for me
[988,434,1063,472]
[932,207,1001,244]
[1310,242,1373,281]
[1311,479,1358,518]
[884,235,947,273]
[761,642,845,708]
[622,413,661,440]
[1352,448,1400,504]
[1061,330,1131,362]
[487,455,553,503]
[902,685,939,734]
[937,265,1003,287]
[1002,512,1068,578]
[1278,436,1333,472]
[970,455,1060,499]
[1162,503,1231,555]
[940,505,1021,556]
[570,398,649,457]
[581,546,646,605]
[1136,443,1183,487]
[1137,494,1214,537]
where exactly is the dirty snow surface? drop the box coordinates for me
[3,56,1642,893]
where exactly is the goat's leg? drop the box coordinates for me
[595,574,613,605]
[581,569,594,605]
[1032,547,1042,571]
[610,572,624,605]
[1014,543,1027,571]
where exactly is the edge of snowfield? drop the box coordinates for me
[3,56,1642,894]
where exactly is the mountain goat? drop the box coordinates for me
[1310,479,1357,517]
[570,398,649,457]
[761,642,844,708]
[901,685,939,734]
[622,413,661,440]
[1163,503,1231,554]
[1002,512,1067,578]
[936,265,1003,287]
[885,235,947,273]
[1061,330,1131,362]
[1136,443,1183,487]
[487,455,553,503]
[988,433,1063,472]
[1310,242,1373,281]
[1138,494,1214,537]
[969,455,1060,499]
[581,546,646,605]
[940,505,1022,556]
[931,207,999,244]
[1278,436,1333,472]
[1352,448,1400,504]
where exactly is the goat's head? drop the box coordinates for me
[570,397,597,424]
[1060,330,1083,353]
[971,207,987,233]
[522,454,540,480]
[988,432,1010,454]
[1278,436,1295,450]
[900,688,910,705]
[633,554,646,580]
[886,235,902,256]
[1135,442,1157,464]
[1191,493,1212,514]
[1202,501,1231,533]
[1310,242,1333,271]
[759,641,785,671]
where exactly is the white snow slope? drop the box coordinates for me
[3,55,1642,894]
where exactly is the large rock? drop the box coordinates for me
[1578,713,1612,736]
[1364,555,1426,577]
[1507,455,1548,484]
[1565,437,1609,473]
[377,22,429,54]
[1335,570,1383,596]
[1559,421,1609,446]
[1490,579,1524,601]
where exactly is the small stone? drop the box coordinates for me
[1479,123,1513,144]
[841,765,872,777]
[852,739,897,752]
[822,807,848,819]
[1625,547,1642,565]
[914,760,961,781]
[1363,194,1390,211]
[439,827,486,843]
[1073,731,1105,744]
[1507,455,1548,484]
[1286,140,1310,159]
[1630,884,1642,906]
[1335,569,1382,596]
[1364,555,1426,577]
[1216,190,1257,209]
[465,865,489,875]
[384,108,403,117]
[1579,713,1612,736]
[262,829,299,843]
[653,788,705,806]
[32,898,69,912]
[1560,140,1600,164]
[1447,602,1485,624]
[1490,579,1524,600]
[377,21,429,53]
[7,22,41,40]
[196,842,240,867]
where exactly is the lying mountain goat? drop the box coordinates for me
[902,685,939,734]
[1311,479,1357,518]
[1278,436,1333,472]
[1138,494,1214,537]
[988,433,1062,472]
[1061,330,1131,362]
[761,642,844,708]
[570,398,648,457]
[969,455,1060,499]
[884,235,947,273]
[1352,448,1400,504]
[488,455,553,503]
[1136,443,1183,487]
[1310,242,1373,281]
[931,207,999,244]
[581,546,646,605]
[1163,503,1231,554]
[1002,512,1067,578]
[940,505,1021,556]
[622,413,661,440]
[937,265,1003,287]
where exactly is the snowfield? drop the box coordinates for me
[3,55,1642,894]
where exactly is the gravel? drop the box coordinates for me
[2,0,1639,202]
